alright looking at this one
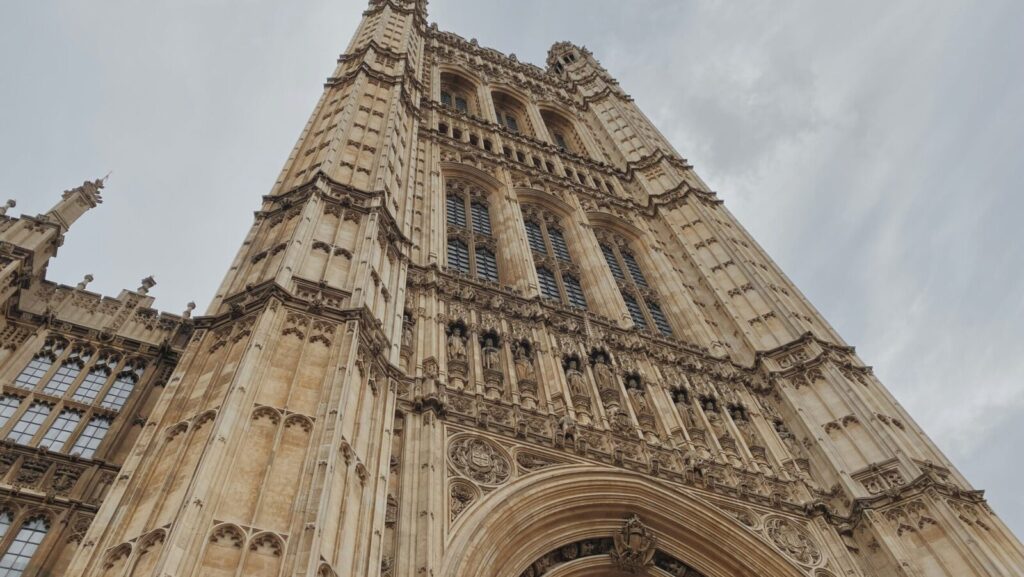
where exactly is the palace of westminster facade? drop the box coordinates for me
[0,1,1020,576]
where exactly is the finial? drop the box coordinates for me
[76,274,94,290]
[62,177,106,203]
[0,199,15,217]
[183,301,196,319]
[137,276,156,295]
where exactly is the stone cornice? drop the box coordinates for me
[260,170,413,253]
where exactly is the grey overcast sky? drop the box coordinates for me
[1,0,1022,537]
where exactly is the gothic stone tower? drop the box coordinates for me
[0,1,1006,576]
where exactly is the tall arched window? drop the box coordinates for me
[598,231,674,336]
[0,516,50,576]
[440,72,478,116]
[41,347,92,396]
[38,409,82,451]
[71,352,119,404]
[522,206,587,309]
[0,396,21,430]
[101,363,143,411]
[492,91,533,137]
[7,402,52,445]
[445,177,500,283]
[70,415,112,459]
[540,109,587,157]
[12,338,66,390]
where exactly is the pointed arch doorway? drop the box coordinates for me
[441,466,809,577]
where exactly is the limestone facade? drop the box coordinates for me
[0,1,1020,576]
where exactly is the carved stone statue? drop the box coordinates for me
[565,360,587,398]
[481,336,500,371]
[514,346,535,381]
[706,409,727,439]
[447,327,467,361]
[593,359,616,392]
[628,386,652,417]
[401,322,414,350]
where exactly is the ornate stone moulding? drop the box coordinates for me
[515,515,708,577]
[447,434,513,487]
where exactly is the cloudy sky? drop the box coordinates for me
[2,0,1021,537]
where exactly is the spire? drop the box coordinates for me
[45,176,107,232]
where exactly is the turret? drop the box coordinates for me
[0,178,105,305]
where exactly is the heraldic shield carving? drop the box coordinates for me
[611,515,658,572]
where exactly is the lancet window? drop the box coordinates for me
[41,346,92,396]
[3,336,146,460]
[70,415,112,459]
[445,177,500,283]
[13,338,65,390]
[522,206,587,309]
[0,515,50,576]
[439,72,477,116]
[492,91,533,137]
[597,231,673,335]
[540,109,587,157]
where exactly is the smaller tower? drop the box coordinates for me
[0,178,104,305]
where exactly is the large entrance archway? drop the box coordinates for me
[441,466,807,577]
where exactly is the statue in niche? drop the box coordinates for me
[481,335,501,371]
[626,380,651,417]
[401,321,414,350]
[593,356,616,392]
[565,359,588,398]
[513,344,535,381]
[706,408,727,440]
[702,396,718,414]
[447,326,467,361]
[672,388,695,429]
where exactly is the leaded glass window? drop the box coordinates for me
[42,363,80,396]
[0,516,49,576]
[0,396,21,430]
[38,409,81,452]
[72,368,108,404]
[101,373,136,412]
[13,358,52,390]
[70,416,111,460]
[0,511,11,540]
[7,402,51,445]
